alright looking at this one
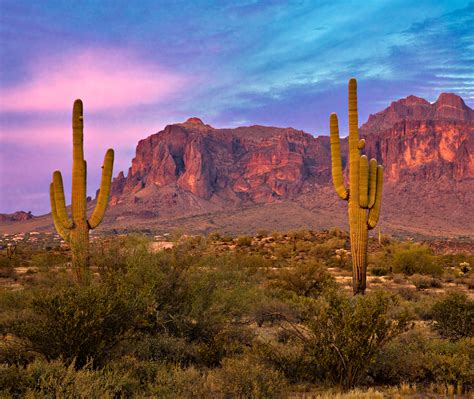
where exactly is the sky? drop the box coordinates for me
[0,0,473,215]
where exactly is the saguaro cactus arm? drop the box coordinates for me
[52,170,74,229]
[50,183,70,241]
[368,158,377,208]
[359,155,369,208]
[88,148,114,229]
[329,113,349,200]
[367,165,383,230]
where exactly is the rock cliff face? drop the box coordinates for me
[110,118,332,205]
[102,93,474,236]
[360,93,474,182]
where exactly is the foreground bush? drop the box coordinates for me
[372,330,473,390]
[261,289,412,388]
[305,290,411,387]
[431,291,474,340]
[8,283,141,368]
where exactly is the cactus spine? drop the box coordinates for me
[330,79,383,295]
[50,99,114,281]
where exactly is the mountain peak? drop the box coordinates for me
[184,117,205,125]
[401,95,430,106]
[361,92,473,134]
[435,92,466,107]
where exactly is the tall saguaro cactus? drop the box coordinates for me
[50,99,114,281]
[330,79,383,295]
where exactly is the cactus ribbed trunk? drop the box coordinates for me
[329,79,384,295]
[349,205,368,294]
[50,99,114,283]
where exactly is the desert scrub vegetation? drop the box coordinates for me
[0,231,473,397]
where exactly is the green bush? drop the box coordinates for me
[392,246,442,276]
[431,292,474,340]
[302,290,412,388]
[270,260,334,297]
[9,283,141,368]
[372,330,473,389]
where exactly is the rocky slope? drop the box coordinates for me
[2,93,473,237]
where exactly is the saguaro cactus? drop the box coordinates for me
[330,79,383,295]
[50,99,114,281]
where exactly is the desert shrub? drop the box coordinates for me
[256,339,314,383]
[371,330,473,389]
[270,260,335,297]
[0,359,134,398]
[295,240,313,253]
[288,229,313,241]
[411,274,442,290]
[396,287,420,302]
[431,292,474,340]
[309,243,333,261]
[0,363,31,397]
[391,246,442,276]
[0,257,16,278]
[370,265,389,276]
[8,283,141,368]
[325,237,347,249]
[274,242,295,259]
[253,299,298,327]
[208,355,288,398]
[29,251,68,269]
[302,290,412,388]
[329,227,347,238]
[149,364,208,398]
[121,246,262,367]
[90,234,150,277]
[236,235,252,247]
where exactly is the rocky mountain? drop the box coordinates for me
[109,118,332,206]
[2,93,473,237]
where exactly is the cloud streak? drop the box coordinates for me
[0,48,188,112]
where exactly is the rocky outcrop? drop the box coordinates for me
[111,120,332,205]
[0,211,33,222]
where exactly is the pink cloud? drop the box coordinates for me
[0,48,187,112]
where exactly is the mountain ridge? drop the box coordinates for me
[2,92,473,238]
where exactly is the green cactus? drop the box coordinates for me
[330,78,383,295]
[50,99,114,281]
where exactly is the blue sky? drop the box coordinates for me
[0,0,473,214]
